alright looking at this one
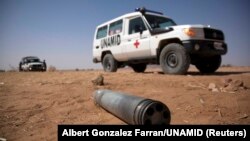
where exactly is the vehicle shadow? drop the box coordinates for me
[187,71,250,76]
[144,71,250,76]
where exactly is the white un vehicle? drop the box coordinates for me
[93,8,227,74]
[19,56,47,72]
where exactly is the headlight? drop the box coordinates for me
[183,28,196,37]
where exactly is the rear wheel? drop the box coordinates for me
[130,63,147,73]
[195,55,221,73]
[160,43,190,75]
[102,54,118,72]
[43,61,47,72]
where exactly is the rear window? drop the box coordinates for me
[96,25,108,39]
[109,20,123,36]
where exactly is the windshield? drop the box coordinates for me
[144,14,176,30]
[26,58,40,63]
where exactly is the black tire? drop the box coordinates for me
[195,55,221,73]
[160,43,190,75]
[131,63,147,73]
[19,63,23,72]
[102,54,118,72]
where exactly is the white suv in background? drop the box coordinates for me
[93,7,227,74]
[19,56,47,72]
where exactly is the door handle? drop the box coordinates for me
[127,39,131,42]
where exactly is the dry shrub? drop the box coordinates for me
[8,64,18,72]
[48,65,57,72]
[221,64,232,67]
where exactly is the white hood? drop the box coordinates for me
[171,24,209,30]
[28,62,43,66]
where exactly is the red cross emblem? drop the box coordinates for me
[133,40,140,48]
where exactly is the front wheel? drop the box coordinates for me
[195,55,221,73]
[160,43,190,75]
[19,63,23,72]
[130,63,147,73]
[102,54,118,72]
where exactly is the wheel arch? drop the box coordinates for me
[101,50,112,62]
[156,38,182,64]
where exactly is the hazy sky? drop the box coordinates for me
[0,0,249,70]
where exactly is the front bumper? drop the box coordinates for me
[29,65,45,71]
[182,40,227,56]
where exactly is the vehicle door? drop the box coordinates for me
[123,16,151,60]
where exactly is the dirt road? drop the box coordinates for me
[0,66,250,140]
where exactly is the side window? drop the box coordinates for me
[96,25,107,39]
[109,20,123,36]
[129,17,146,34]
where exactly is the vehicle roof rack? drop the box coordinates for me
[135,7,163,15]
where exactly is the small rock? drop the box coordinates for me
[64,81,73,84]
[219,87,226,92]
[217,109,222,117]
[223,79,245,92]
[222,78,232,87]
[229,84,239,91]
[92,74,104,86]
[208,83,216,90]
[153,71,158,74]
[0,82,4,85]
[212,88,219,92]
[0,137,7,141]
[199,98,204,104]
[39,82,48,85]
[239,114,248,119]
[239,86,247,90]
[225,78,233,83]
[232,80,244,87]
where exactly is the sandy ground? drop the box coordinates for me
[0,66,250,140]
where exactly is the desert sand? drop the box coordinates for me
[0,66,250,140]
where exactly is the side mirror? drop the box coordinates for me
[139,27,143,34]
[135,25,144,34]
